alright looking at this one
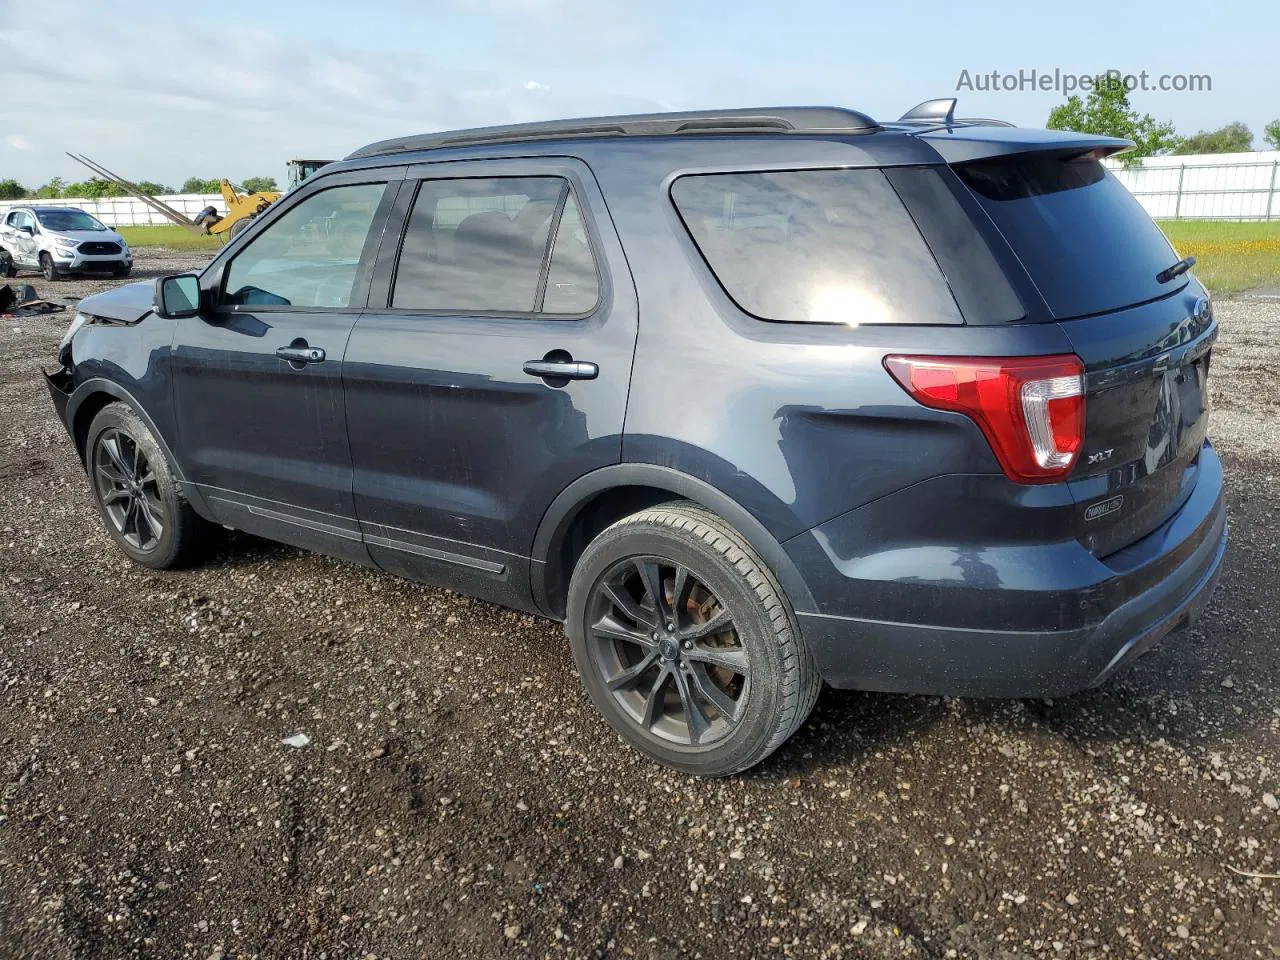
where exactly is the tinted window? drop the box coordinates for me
[35,209,106,232]
[955,155,1181,319]
[393,177,569,313]
[542,194,600,315]
[223,182,385,309]
[671,169,961,326]
[885,168,1024,324]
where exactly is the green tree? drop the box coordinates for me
[0,179,27,199]
[32,177,65,199]
[1173,122,1254,155]
[182,177,223,194]
[241,176,279,193]
[1047,77,1178,162]
[62,178,127,198]
[1265,120,1280,151]
[136,181,174,195]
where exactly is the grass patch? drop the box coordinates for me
[117,225,224,252]
[1157,220,1280,295]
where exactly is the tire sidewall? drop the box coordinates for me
[86,404,185,569]
[567,519,790,776]
[40,254,57,281]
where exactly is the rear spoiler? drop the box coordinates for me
[916,126,1134,164]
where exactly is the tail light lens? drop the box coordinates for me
[884,354,1086,484]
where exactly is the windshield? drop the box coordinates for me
[35,209,108,232]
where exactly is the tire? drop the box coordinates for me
[113,264,132,278]
[0,249,14,278]
[228,216,254,239]
[39,252,58,281]
[566,502,821,776]
[85,402,208,569]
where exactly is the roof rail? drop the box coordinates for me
[346,106,881,160]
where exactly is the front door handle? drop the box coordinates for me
[276,345,326,364]
[522,359,598,381]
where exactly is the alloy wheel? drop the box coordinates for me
[92,428,166,552]
[586,557,750,746]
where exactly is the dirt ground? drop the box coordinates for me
[0,252,1277,960]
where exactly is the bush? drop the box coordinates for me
[181,177,223,194]
[1266,120,1280,151]
[31,178,65,199]
[1173,122,1254,155]
[241,176,279,193]
[0,179,27,199]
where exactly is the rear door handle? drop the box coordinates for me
[522,359,599,381]
[276,345,326,364]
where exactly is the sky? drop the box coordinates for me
[1,0,1275,190]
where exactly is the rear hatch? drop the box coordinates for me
[944,135,1215,556]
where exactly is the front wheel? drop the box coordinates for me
[228,215,254,239]
[86,402,208,569]
[566,502,821,776]
[39,253,58,281]
[113,264,132,278]
[0,249,15,278]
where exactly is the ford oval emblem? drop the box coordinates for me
[1192,297,1212,324]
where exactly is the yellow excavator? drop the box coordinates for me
[191,160,332,237]
[66,155,331,239]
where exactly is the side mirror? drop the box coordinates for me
[19,225,34,236]
[155,274,202,319]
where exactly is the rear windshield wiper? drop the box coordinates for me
[1156,255,1196,284]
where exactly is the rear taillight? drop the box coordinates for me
[884,354,1086,484]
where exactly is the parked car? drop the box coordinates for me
[45,102,1226,776]
[1,205,132,280]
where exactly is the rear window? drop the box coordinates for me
[670,169,962,326]
[955,155,1182,319]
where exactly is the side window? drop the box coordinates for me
[542,194,600,315]
[222,182,385,309]
[670,169,962,326]
[391,176,600,316]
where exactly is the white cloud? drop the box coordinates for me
[6,134,32,151]
[0,9,662,190]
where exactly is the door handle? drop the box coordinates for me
[275,345,326,364]
[522,359,598,381]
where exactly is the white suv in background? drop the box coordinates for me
[0,206,132,281]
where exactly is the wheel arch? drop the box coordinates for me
[67,380,176,468]
[530,464,816,620]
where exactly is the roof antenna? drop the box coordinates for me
[899,99,958,124]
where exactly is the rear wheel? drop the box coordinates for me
[566,502,820,776]
[86,402,208,569]
[39,253,58,281]
[228,216,254,239]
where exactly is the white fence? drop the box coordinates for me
[0,194,227,227]
[1105,151,1280,220]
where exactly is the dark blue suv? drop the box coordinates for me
[45,102,1226,775]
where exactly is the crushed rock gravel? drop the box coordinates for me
[0,252,1277,959]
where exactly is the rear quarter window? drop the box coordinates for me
[670,168,962,326]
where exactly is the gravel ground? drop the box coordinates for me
[1,252,1277,960]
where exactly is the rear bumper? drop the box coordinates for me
[788,442,1227,697]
